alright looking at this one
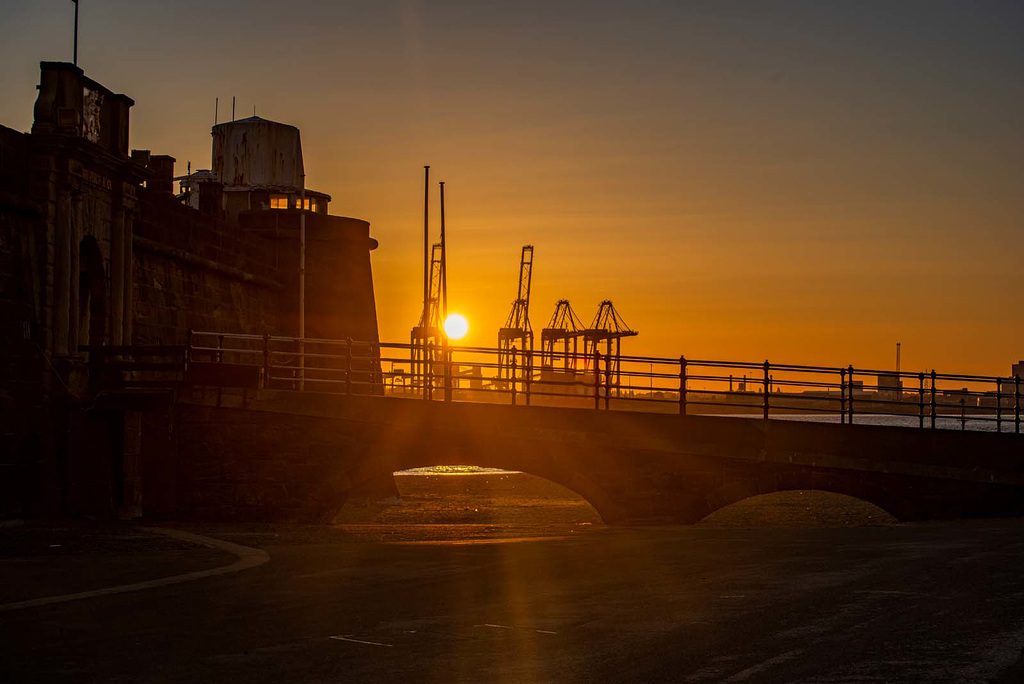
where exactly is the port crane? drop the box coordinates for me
[497,246,534,380]
[583,300,637,389]
[540,299,586,371]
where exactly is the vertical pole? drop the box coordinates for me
[996,378,1002,433]
[604,348,612,411]
[422,166,430,331]
[299,173,306,391]
[918,372,925,429]
[510,345,517,407]
[525,348,532,406]
[217,335,224,364]
[262,332,270,390]
[444,340,452,402]
[425,341,433,402]
[345,338,353,396]
[1015,375,1020,434]
[961,398,966,431]
[73,0,79,66]
[930,370,937,429]
[848,365,855,424]
[762,360,770,420]
[678,356,687,416]
[439,180,448,323]
[839,368,846,424]
[594,349,601,411]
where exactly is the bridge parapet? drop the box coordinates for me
[145,388,1024,525]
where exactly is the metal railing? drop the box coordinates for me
[184,331,1022,434]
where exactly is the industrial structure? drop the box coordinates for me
[583,300,638,387]
[410,168,450,388]
[541,299,586,371]
[497,245,534,380]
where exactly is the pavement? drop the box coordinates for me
[3,519,1024,682]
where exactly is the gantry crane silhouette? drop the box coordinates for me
[583,300,637,389]
[540,299,586,371]
[497,246,534,381]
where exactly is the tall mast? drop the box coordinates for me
[439,181,448,322]
[422,165,430,326]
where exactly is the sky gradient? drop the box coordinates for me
[1,0,1021,374]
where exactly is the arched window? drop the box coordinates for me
[78,236,107,351]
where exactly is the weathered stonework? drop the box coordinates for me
[0,62,381,520]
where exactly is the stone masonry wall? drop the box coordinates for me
[132,193,283,344]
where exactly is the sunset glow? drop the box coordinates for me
[444,313,469,340]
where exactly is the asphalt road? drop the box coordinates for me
[3,520,1024,683]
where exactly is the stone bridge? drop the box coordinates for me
[144,390,1024,524]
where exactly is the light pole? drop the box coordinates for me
[299,173,306,390]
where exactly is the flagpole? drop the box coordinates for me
[73,0,79,66]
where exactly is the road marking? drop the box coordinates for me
[476,623,557,634]
[330,635,394,647]
[725,650,803,681]
[0,527,269,613]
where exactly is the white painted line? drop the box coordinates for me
[475,623,557,634]
[725,650,804,681]
[330,635,394,647]
[0,526,269,613]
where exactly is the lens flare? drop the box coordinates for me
[444,313,469,340]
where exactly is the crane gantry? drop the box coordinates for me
[497,245,534,380]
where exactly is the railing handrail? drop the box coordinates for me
[167,330,1024,435]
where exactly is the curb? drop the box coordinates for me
[0,526,269,612]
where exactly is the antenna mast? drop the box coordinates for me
[72,0,79,66]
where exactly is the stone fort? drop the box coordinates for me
[0,62,380,520]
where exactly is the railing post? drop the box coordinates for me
[1015,375,1020,434]
[345,337,353,396]
[678,356,687,416]
[426,341,434,401]
[762,360,770,420]
[444,341,452,402]
[604,349,612,411]
[187,328,194,364]
[510,345,518,406]
[262,332,270,390]
[525,348,532,406]
[217,334,224,364]
[594,349,601,411]
[839,367,846,424]
[930,370,937,429]
[960,397,966,431]
[848,365,855,424]
[996,378,1002,433]
[918,372,925,429]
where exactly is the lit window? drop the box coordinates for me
[270,195,288,209]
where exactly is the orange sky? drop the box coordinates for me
[1,1,1021,374]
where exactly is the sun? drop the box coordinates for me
[444,313,469,340]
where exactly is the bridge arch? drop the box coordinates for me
[332,444,623,525]
[698,473,917,524]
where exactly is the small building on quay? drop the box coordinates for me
[0,61,381,522]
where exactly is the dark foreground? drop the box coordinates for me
[3,521,1024,682]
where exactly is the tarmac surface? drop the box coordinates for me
[3,477,1024,682]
